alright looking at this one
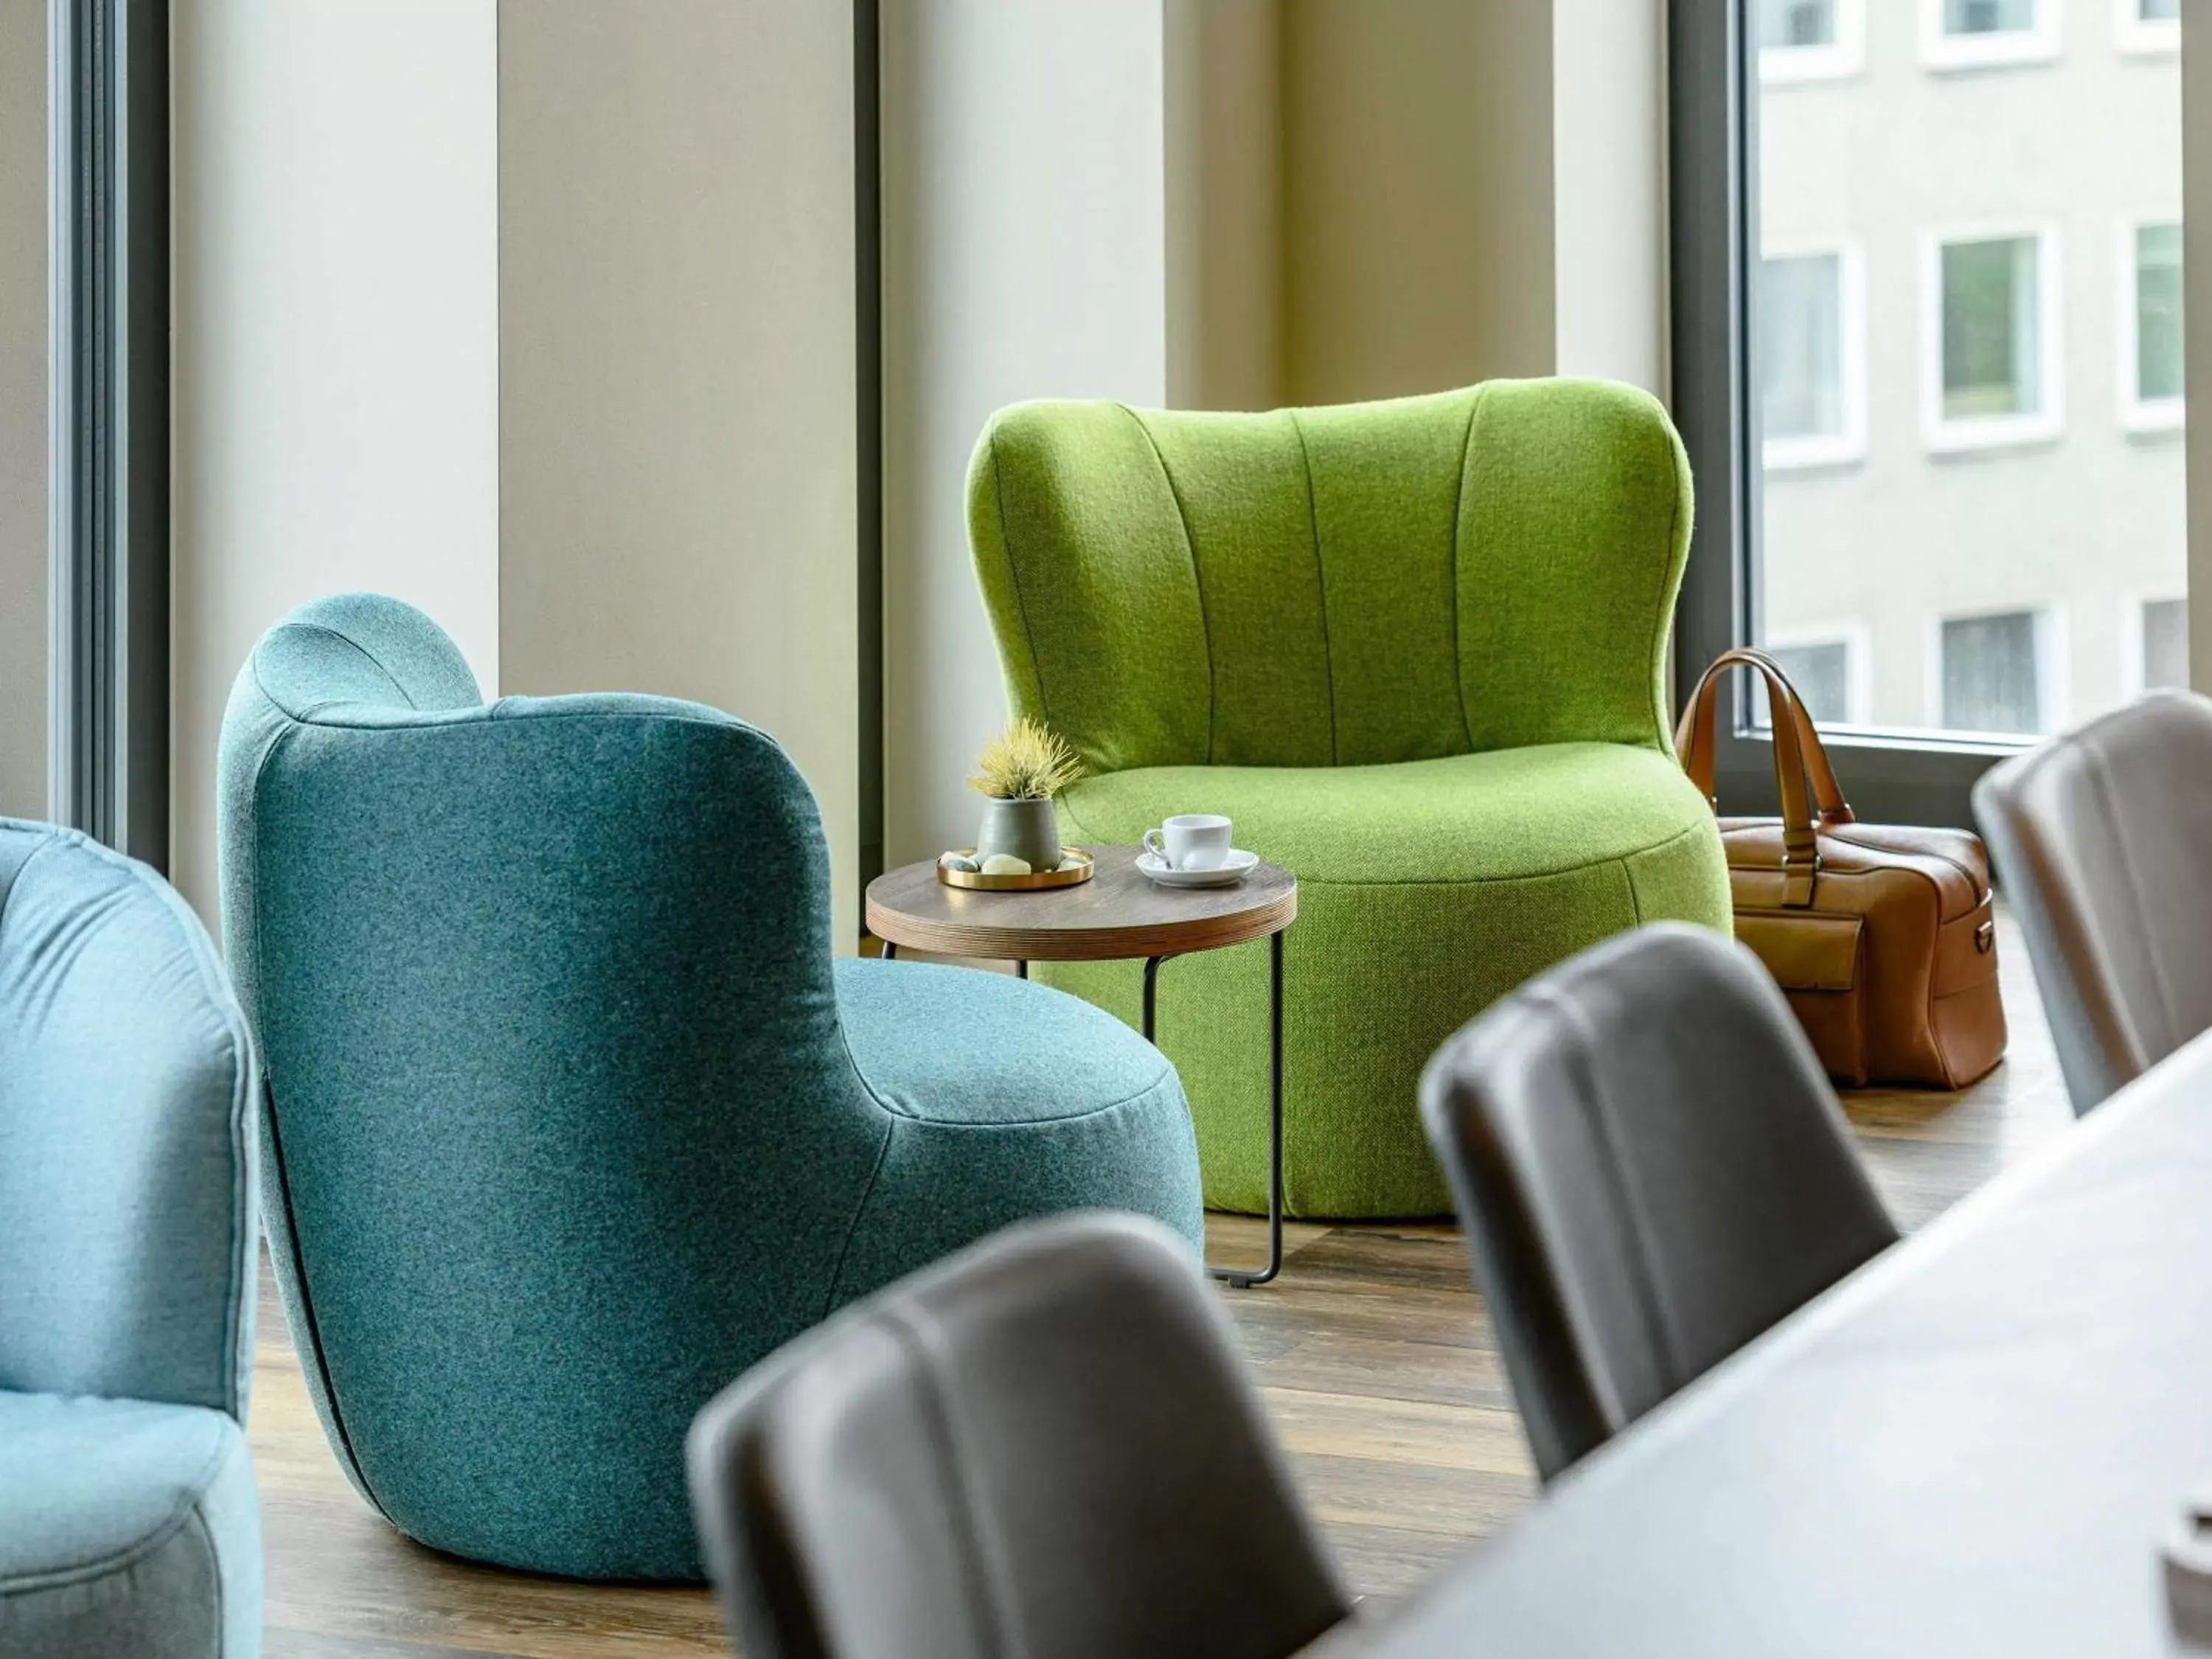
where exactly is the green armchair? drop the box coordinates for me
[968,378,1731,1218]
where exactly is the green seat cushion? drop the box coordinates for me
[1046,745,1730,1219]
[1064,744,1714,883]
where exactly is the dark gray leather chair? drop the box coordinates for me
[1419,922,1898,1483]
[686,1211,1349,1659]
[1973,689,2212,1115]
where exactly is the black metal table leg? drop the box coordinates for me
[1146,944,1285,1289]
[1016,959,1028,979]
[881,939,897,961]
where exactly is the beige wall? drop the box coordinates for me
[1166,0,1284,411]
[881,0,1170,866]
[171,0,501,917]
[1279,0,1557,406]
[1164,0,1665,412]
[0,1,44,818]
[497,0,861,947]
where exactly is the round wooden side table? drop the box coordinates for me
[864,844,1297,1287]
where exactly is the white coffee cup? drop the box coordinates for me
[1144,813,1232,872]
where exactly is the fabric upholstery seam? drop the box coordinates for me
[189,1502,222,1659]
[0,829,59,937]
[243,717,380,1510]
[261,622,420,715]
[0,1425,233,1595]
[1449,388,1484,754]
[857,1074,1179,1131]
[114,834,260,1419]
[1185,818,1712,890]
[821,1122,897,1316]
[1123,405,1215,763]
[1288,410,1340,765]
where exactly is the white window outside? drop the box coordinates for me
[2119,218,2185,433]
[2128,597,2188,695]
[1921,0,2060,70]
[1759,0,1865,84]
[1921,226,2063,452]
[2116,0,2180,58]
[1935,609,2056,734]
[1764,627,1871,725]
[1759,243,1867,470]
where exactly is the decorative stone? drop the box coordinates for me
[978,853,1032,876]
[938,852,981,872]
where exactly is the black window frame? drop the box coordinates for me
[49,0,168,871]
[1669,0,2019,830]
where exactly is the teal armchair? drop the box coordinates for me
[970,378,1731,1219]
[217,594,1201,1581]
[0,822,262,1658]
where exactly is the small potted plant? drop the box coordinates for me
[968,717,1084,874]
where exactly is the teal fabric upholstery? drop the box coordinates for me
[970,380,1733,1218]
[216,594,1203,1582]
[0,821,262,1658]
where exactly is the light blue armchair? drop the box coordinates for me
[0,822,262,1658]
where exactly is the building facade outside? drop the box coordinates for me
[1755,0,2183,737]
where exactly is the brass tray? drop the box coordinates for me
[937,847,1096,891]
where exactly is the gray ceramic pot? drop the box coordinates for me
[975,796,1061,872]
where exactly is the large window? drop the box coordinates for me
[1672,0,2183,823]
[1923,0,2059,69]
[2118,0,2180,57]
[1924,229,2060,449]
[1940,611,2048,735]
[1761,246,1865,468]
[2,1,170,860]
[1768,633,1867,724]
[2137,597,2188,692]
[2123,220,2185,429]
[1759,0,1864,83]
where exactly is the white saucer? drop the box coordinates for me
[1135,848,1259,888]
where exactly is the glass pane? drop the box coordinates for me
[2142,597,2188,689]
[1770,641,1852,723]
[1756,0,2181,740]
[1941,237,2039,419]
[2136,223,2184,403]
[1759,0,1836,49]
[1944,0,2037,35]
[2140,0,2180,21]
[0,4,48,817]
[1941,613,2042,734]
[1761,254,1844,439]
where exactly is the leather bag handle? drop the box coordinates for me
[1675,647,1854,906]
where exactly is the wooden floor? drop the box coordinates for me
[254,917,2070,1656]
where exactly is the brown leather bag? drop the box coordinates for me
[1677,648,2006,1089]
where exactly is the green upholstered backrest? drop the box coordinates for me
[967,378,1692,774]
[217,593,886,1576]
